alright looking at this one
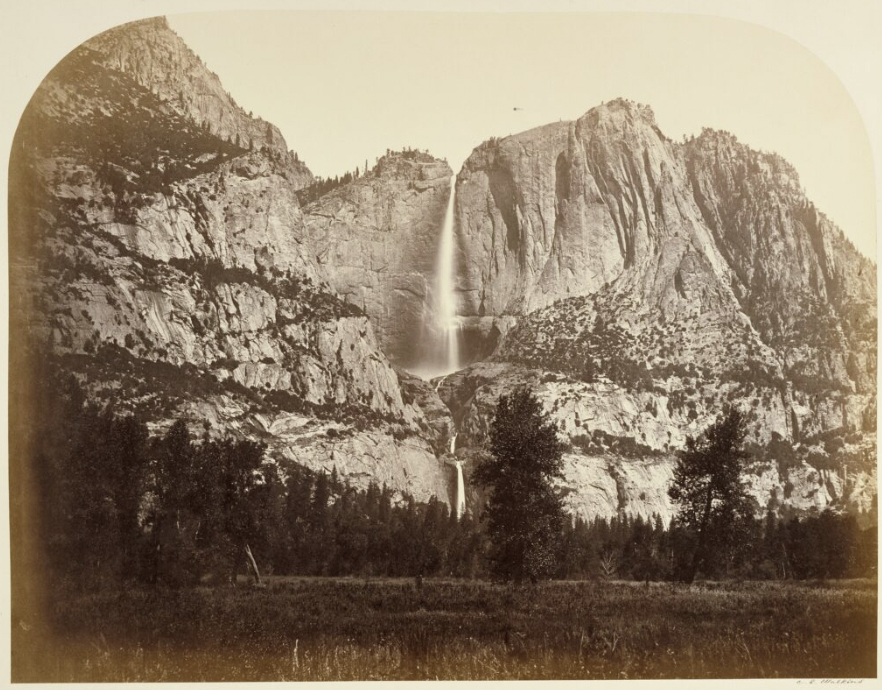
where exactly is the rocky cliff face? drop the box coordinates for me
[301,152,453,367]
[85,17,305,166]
[447,99,876,522]
[457,101,874,328]
[438,360,875,523]
[10,17,455,505]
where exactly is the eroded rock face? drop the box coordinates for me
[439,362,876,523]
[457,100,874,387]
[85,17,307,170]
[10,16,454,505]
[459,101,873,305]
[301,153,453,367]
[445,98,876,521]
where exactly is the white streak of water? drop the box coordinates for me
[454,461,466,519]
[436,174,460,374]
[451,434,465,519]
[412,175,460,380]
[453,430,465,519]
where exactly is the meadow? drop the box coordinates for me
[14,577,876,682]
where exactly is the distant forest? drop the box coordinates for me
[15,356,876,593]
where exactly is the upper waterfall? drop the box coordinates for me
[413,174,461,378]
[437,174,460,373]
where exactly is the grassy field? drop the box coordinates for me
[13,578,876,681]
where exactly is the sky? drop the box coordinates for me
[164,10,876,258]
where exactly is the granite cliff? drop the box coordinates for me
[301,152,454,367]
[445,99,876,522]
[86,17,301,162]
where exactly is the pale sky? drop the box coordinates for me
[166,10,876,258]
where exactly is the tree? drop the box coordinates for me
[149,420,199,586]
[213,438,268,584]
[599,550,618,580]
[667,408,752,583]
[473,387,566,582]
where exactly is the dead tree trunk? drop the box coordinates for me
[244,543,262,586]
[600,551,618,580]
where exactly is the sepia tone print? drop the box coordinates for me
[7,10,877,682]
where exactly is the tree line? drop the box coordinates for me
[558,508,875,582]
[28,370,487,589]
[480,389,876,583]
[295,169,362,206]
[20,367,877,592]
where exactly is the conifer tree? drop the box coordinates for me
[473,387,566,582]
[668,408,751,583]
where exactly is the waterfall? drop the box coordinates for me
[455,460,466,519]
[414,175,460,379]
[450,433,465,519]
[425,179,466,517]
[436,174,460,374]
[434,373,449,393]
[451,433,466,518]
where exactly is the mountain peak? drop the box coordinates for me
[582,98,658,126]
[83,16,299,160]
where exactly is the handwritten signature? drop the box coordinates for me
[797,681,864,685]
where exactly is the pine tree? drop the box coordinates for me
[473,387,566,582]
[668,408,752,583]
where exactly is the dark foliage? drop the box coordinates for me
[668,408,753,582]
[19,357,485,590]
[294,147,435,205]
[295,170,360,205]
[556,509,875,583]
[473,388,567,582]
[167,258,363,321]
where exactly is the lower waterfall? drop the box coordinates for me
[451,433,465,518]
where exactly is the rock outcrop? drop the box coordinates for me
[456,100,873,337]
[301,152,453,367]
[85,17,307,168]
[438,362,875,523]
